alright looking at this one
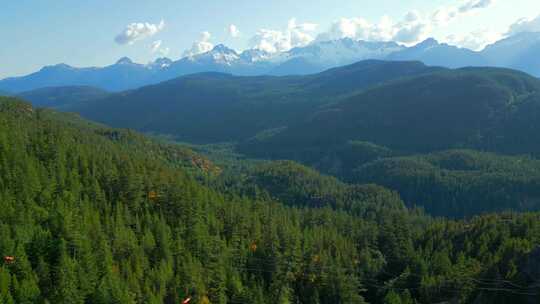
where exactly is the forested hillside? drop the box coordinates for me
[1,96,540,303]
[68,61,439,143]
[231,67,540,218]
[215,160,406,217]
[353,150,540,217]
[59,62,540,156]
[48,61,540,218]
[242,67,540,156]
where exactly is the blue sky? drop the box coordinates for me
[2,0,540,78]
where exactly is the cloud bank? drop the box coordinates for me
[317,0,494,46]
[116,0,530,57]
[249,18,318,53]
[316,12,430,45]
[151,40,170,56]
[314,0,496,46]
[115,20,165,45]
[432,0,494,25]
[445,29,501,51]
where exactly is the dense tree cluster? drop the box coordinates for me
[353,150,540,217]
[0,97,539,303]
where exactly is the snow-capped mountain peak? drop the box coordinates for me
[239,49,273,63]
[211,44,237,54]
[207,45,240,65]
[4,34,540,93]
[185,44,241,66]
[282,38,405,66]
[148,58,173,69]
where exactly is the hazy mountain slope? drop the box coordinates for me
[268,57,324,76]
[17,86,110,109]
[0,58,167,93]
[482,32,540,76]
[71,72,309,143]
[388,38,488,68]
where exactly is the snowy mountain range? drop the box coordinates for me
[2,32,540,93]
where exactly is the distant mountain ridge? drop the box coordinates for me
[66,60,440,143]
[0,58,165,92]
[16,86,110,109]
[386,38,489,68]
[2,32,540,92]
[58,60,540,158]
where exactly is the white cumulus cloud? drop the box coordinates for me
[444,29,501,50]
[507,14,540,35]
[432,0,495,25]
[151,40,170,56]
[227,24,241,38]
[393,11,431,44]
[249,18,317,53]
[317,11,430,45]
[183,31,214,57]
[316,17,370,41]
[151,40,162,53]
[458,0,494,13]
[115,20,165,45]
[289,18,318,48]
